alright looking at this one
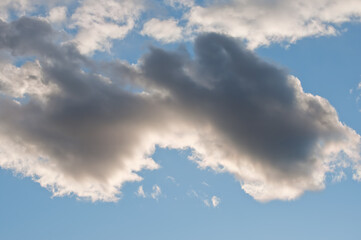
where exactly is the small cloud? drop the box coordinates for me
[167,176,180,186]
[165,0,194,8]
[201,181,209,187]
[188,189,199,198]
[211,196,220,207]
[136,185,146,198]
[151,185,162,200]
[189,189,220,208]
[166,176,176,182]
[332,170,346,183]
[141,18,183,43]
[48,6,67,23]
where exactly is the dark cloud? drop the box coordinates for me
[0,17,54,55]
[0,17,359,202]
[138,34,360,200]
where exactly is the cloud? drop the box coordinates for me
[70,0,144,54]
[166,176,176,183]
[138,33,361,201]
[0,17,360,202]
[202,196,220,207]
[0,61,59,101]
[0,17,163,202]
[141,18,183,43]
[3,0,361,51]
[151,185,162,200]
[0,0,29,21]
[171,0,361,48]
[203,199,210,207]
[136,184,162,199]
[136,185,146,198]
[0,0,73,21]
[47,6,67,24]
[201,181,209,187]
[211,196,220,207]
[164,0,194,9]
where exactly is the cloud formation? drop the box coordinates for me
[136,185,146,198]
[141,18,183,43]
[70,0,144,54]
[182,0,361,48]
[151,185,162,200]
[1,0,361,53]
[0,17,360,202]
[211,196,220,207]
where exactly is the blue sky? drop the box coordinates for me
[1,0,361,239]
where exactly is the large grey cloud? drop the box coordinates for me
[138,34,361,200]
[0,17,359,202]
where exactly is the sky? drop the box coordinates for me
[1,0,361,239]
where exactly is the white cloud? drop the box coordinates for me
[182,0,361,48]
[188,189,199,198]
[332,170,346,182]
[211,196,220,207]
[0,0,73,21]
[189,189,219,208]
[141,18,183,43]
[203,196,220,207]
[47,6,67,23]
[136,185,146,198]
[167,175,180,186]
[2,0,361,50]
[151,184,162,200]
[164,0,194,8]
[0,0,28,21]
[70,0,144,54]
[0,18,360,203]
[201,181,209,187]
[203,199,210,207]
[0,61,58,101]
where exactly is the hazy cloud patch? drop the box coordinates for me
[141,18,183,43]
[151,185,162,200]
[211,196,220,207]
[136,185,146,198]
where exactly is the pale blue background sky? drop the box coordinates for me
[2,148,361,240]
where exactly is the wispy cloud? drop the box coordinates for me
[211,196,220,207]
[201,181,209,187]
[151,185,162,200]
[203,199,210,207]
[136,185,146,198]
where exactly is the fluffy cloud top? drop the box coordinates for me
[185,0,361,48]
[0,17,359,202]
[2,0,361,53]
[141,18,183,43]
[136,185,146,198]
[70,0,144,54]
